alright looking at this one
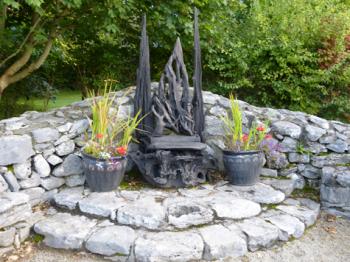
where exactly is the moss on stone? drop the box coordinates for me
[32,234,44,243]
[291,185,319,202]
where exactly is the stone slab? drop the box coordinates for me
[34,212,97,249]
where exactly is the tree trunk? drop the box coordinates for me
[0,4,6,34]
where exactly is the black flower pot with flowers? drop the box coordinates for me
[82,81,142,192]
[221,95,270,186]
[82,152,127,192]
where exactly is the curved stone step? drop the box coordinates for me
[32,182,320,261]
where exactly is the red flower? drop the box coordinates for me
[265,134,273,139]
[96,133,103,139]
[116,146,127,156]
[256,125,265,132]
[242,134,249,143]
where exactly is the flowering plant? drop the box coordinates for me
[222,95,271,152]
[83,80,142,159]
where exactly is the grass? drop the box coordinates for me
[17,89,82,111]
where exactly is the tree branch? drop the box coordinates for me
[0,14,41,69]
[8,34,54,85]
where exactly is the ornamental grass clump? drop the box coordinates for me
[222,95,270,152]
[84,80,142,159]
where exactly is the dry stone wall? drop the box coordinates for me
[0,83,349,217]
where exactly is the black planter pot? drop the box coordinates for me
[223,150,263,186]
[81,152,127,192]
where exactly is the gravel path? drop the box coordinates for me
[8,212,350,262]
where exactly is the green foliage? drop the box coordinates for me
[204,0,350,122]
[222,95,268,151]
[1,0,350,123]
[84,80,142,159]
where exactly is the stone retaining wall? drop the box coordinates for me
[0,83,349,216]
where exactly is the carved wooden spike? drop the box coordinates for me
[155,37,194,136]
[192,7,205,139]
[135,15,152,139]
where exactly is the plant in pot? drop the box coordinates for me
[82,82,141,192]
[221,95,270,186]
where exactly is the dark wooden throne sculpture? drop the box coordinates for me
[131,9,213,188]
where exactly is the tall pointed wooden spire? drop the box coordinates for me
[192,7,204,138]
[135,15,152,140]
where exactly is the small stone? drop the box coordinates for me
[280,137,297,152]
[288,153,310,163]
[32,128,59,143]
[271,121,302,139]
[327,140,348,153]
[288,173,305,190]
[85,225,135,256]
[277,204,318,227]
[301,165,321,179]
[332,122,347,133]
[135,231,203,262]
[0,228,15,247]
[204,116,225,136]
[55,140,75,156]
[279,166,298,176]
[319,134,337,144]
[0,175,9,192]
[0,135,34,165]
[312,154,350,168]
[20,187,45,206]
[304,142,327,154]
[13,161,31,180]
[79,192,126,219]
[65,174,85,187]
[336,170,350,187]
[321,185,350,206]
[309,115,329,129]
[0,193,32,228]
[54,135,70,146]
[2,172,20,192]
[209,197,261,219]
[117,197,166,230]
[237,217,280,251]
[203,91,220,105]
[199,224,247,260]
[167,200,214,229]
[222,183,285,204]
[33,154,51,177]
[52,154,83,177]
[261,178,295,196]
[46,155,63,166]
[57,123,72,133]
[34,213,97,249]
[34,143,53,153]
[262,210,305,240]
[41,176,65,190]
[19,172,41,189]
[209,106,227,117]
[260,168,278,177]
[305,125,326,142]
[321,167,337,186]
[69,119,89,135]
[54,187,84,210]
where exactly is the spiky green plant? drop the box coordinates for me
[222,95,268,151]
[84,80,143,159]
